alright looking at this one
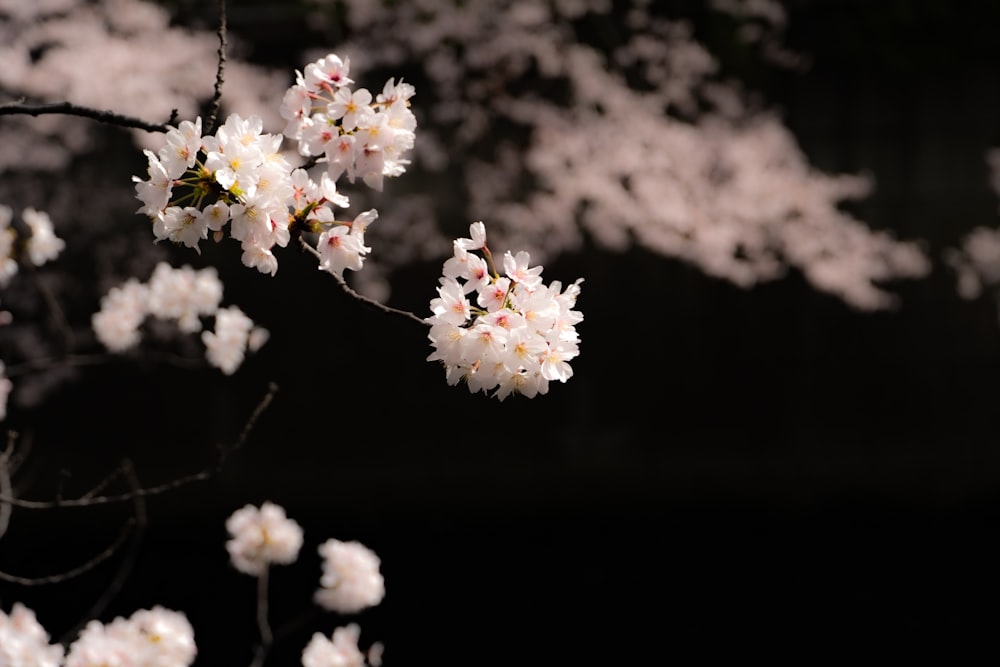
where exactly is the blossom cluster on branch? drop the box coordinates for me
[133,53,416,279]
[0,205,65,286]
[427,222,583,400]
[91,261,268,374]
[128,49,582,400]
[0,204,67,419]
[0,501,383,666]
[225,501,385,667]
[0,603,196,667]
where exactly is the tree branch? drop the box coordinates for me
[0,433,15,541]
[59,460,147,645]
[249,566,273,667]
[0,382,279,509]
[0,101,172,133]
[0,517,136,586]
[205,0,228,135]
[298,237,429,326]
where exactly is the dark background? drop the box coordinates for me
[4,0,1000,662]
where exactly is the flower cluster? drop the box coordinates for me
[302,624,382,667]
[0,205,65,287]
[0,603,196,667]
[91,262,268,374]
[224,503,386,665]
[64,607,196,667]
[134,114,298,276]
[225,501,304,576]
[0,603,63,667]
[280,54,416,193]
[1,204,67,421]
[314,539,386,614]
[132,53,415,278]
[426,222,584,400]
[224,503,385,614]
[322,0,928,309]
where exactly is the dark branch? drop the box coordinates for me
[26,264,75,353]
[4,351,206,379]
[0,382,279,509]
[0,517,136,586]
[59,460,147,644]
[0,101,171,133]
[0,434,14,541]
[249,566,273,667]
[298,237,430,326]
[205,0,229,135]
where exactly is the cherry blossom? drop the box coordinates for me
[225,501,304,576]
[302,624,381,667]
[64,607,196,667]
[426,222,584,400]
[314,539,386,614]
[92,262,267,374]
[0,603,64,667]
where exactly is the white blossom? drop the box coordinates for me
[93,263,265,373]
[202,306,256,375]
[0,204,18,286]
[130,53,415,278]
[302,624,377,667]
[323,0,926,307]
[64,607,196,667]
[427,223,583,400]
[0,603,64,667]
[92,278,149,352]
[314,539,385,614]
[146,263,223,334]
[225,501,304,576]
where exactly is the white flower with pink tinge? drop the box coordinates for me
[64,606,196,667]
[225,501,304,576]
[302,624,383,667]
[0,603,64,667]
[426,222,584,400]
[314,539,385,614]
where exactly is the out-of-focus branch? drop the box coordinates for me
[205,0,228,134]
[4,351,207,379]
[0,457,141,603]
[249,566,273,667]
[0,516,136,586]
[0,101,173,133]
[0,433,14,541]
[59,460,147,645]
[298,237,429,326]
[0,382,279,509]
[26,265,75,353]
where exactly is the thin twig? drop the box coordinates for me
[205,0,228,135]
[0,382,279,509]
[0,101,170,133]
[78,465,125,502]
[298,237,429,326]
[28,267,75,353]
[4,431,33,491]
[0,517,136,586]
[0,433,15,541]
[249,566,273,667]
[4,353,118,378]
[58,460,148,644]
[271,606,322,644]
[4,351,206,379]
